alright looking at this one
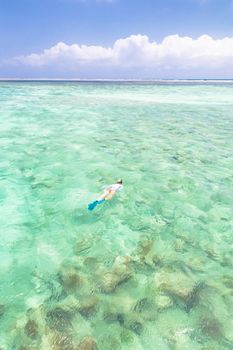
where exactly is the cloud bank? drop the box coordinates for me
[11,34,233,78]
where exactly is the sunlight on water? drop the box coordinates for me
[1,82,233,349]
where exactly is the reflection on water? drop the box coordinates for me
[0,82,233,349]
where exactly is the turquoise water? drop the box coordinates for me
[1,82,233,350]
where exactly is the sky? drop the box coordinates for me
[1,0,233,79]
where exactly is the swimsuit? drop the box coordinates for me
[108,183,123,192]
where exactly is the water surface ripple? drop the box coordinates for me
[1,82,233,349]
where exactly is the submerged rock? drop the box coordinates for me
[137,237,154,257]
[101,269,132,293]
[78,336,97,350]
[155,295,173,310]
[99,257,132,293]
[52,333,77,350]
[134,298,152,313]
[101,259,133,293]
[24,319,38,339]
[128,320,143,335]
[103,295,139,326]
[57,294,98,319]
[124,314,144,335]
[57,295,80,313]
[101,273,119,293]
[186,257,205,272]
[201,317,224,340]
[58,266,82,292]
[133,296,156,322]
[78,297,98,319]
[46,307,73,332]
[24,304,79,350]
[113,255,132,267]
[155,270,198,304]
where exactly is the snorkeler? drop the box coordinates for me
[88,179,123,211]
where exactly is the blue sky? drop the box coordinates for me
[1,0,233,78]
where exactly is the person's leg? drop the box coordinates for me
[88,190,115,211]
[105,190,115,201]
[98,191,109,201]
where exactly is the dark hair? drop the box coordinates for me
[117,179,123,184]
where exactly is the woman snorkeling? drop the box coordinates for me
[88,179,123,211]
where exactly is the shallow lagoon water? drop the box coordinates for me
[0,82,233,349]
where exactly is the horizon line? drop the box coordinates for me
[1,78,233,83]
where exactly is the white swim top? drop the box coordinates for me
[109,183,123,192]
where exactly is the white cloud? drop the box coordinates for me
[14,34,233,77]
[18,41,112,66]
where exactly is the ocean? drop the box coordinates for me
[1,81,233,349]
